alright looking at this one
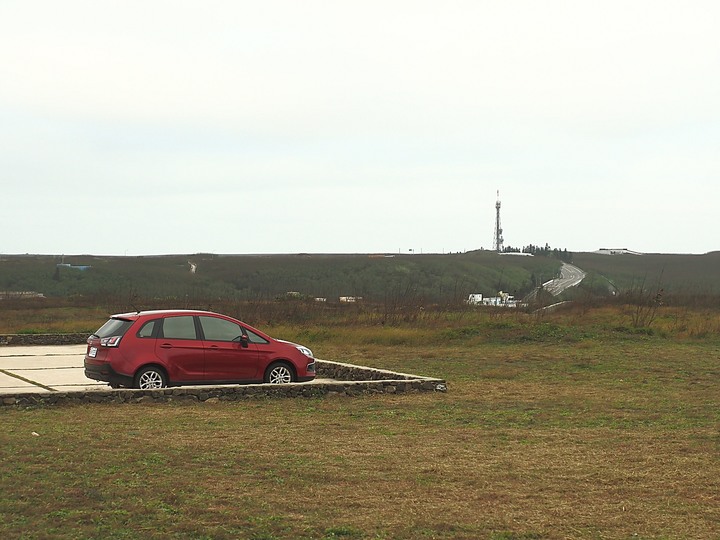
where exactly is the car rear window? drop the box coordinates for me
[94,318,134,338]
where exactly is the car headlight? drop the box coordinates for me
[296,345,314,358]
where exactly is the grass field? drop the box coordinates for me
[1,306,719,539]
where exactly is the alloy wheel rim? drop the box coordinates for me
[269,366,291,384]
[139,371,163,389]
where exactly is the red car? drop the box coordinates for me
[84,309,316,389]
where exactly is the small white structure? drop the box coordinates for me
[339,296,362,303]
[482,291,517,308]
[468,292,517,307]
[467,294,483,305]
[0,291,46,299]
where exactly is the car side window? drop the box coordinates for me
[199,316,243,342]
[161,316,198,340]
[137,319,159,338]
[245,328,269,344]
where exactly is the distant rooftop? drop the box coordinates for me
[56,264,92,270]
[595,248,643,255]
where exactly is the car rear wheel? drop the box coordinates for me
[135,366,168,389]
[265,362,294,384]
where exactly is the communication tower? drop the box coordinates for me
[493,190,504,252]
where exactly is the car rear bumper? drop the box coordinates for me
[84,361,134,387]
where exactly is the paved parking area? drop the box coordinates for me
[0,344,105,394]
[0,345,334,394]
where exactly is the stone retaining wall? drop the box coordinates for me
[0,333,88,346]
[2,373,447,407]
[316,359,430,382]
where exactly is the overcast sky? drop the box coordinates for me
[1,1,718,256]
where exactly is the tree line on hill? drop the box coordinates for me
[501,243,573,262]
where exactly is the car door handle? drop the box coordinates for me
[160,343,173,349]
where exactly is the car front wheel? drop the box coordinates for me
[135,366,168,389]
[265,362,294,384]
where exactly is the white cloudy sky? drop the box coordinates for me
[1,0,718,255]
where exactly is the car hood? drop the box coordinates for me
[276,339,301,348]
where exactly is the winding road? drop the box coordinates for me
[543,263,586,296]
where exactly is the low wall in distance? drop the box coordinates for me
[0,333,88,346]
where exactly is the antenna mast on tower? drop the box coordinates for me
[493,190,504,252]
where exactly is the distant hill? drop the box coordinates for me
[572,251,720,296]
[1,251,718,306]
[0,252,561,305]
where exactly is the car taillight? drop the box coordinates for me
[100,336,122,347]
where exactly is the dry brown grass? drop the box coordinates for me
[3,400,717,539]
[0,305,106,334]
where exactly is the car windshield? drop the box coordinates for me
[94,318,134,338]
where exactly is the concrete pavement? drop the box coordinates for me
[0,345,335,395]
[0,344,106,394]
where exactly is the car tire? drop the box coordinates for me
[135,366,168,389]
[264,362,294,384]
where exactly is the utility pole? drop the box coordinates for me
[493,190,504,252]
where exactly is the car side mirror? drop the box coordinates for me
[239,335,249,348]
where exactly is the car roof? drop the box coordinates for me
[111,309,220,320]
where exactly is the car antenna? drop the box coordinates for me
[128,293,141,314]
